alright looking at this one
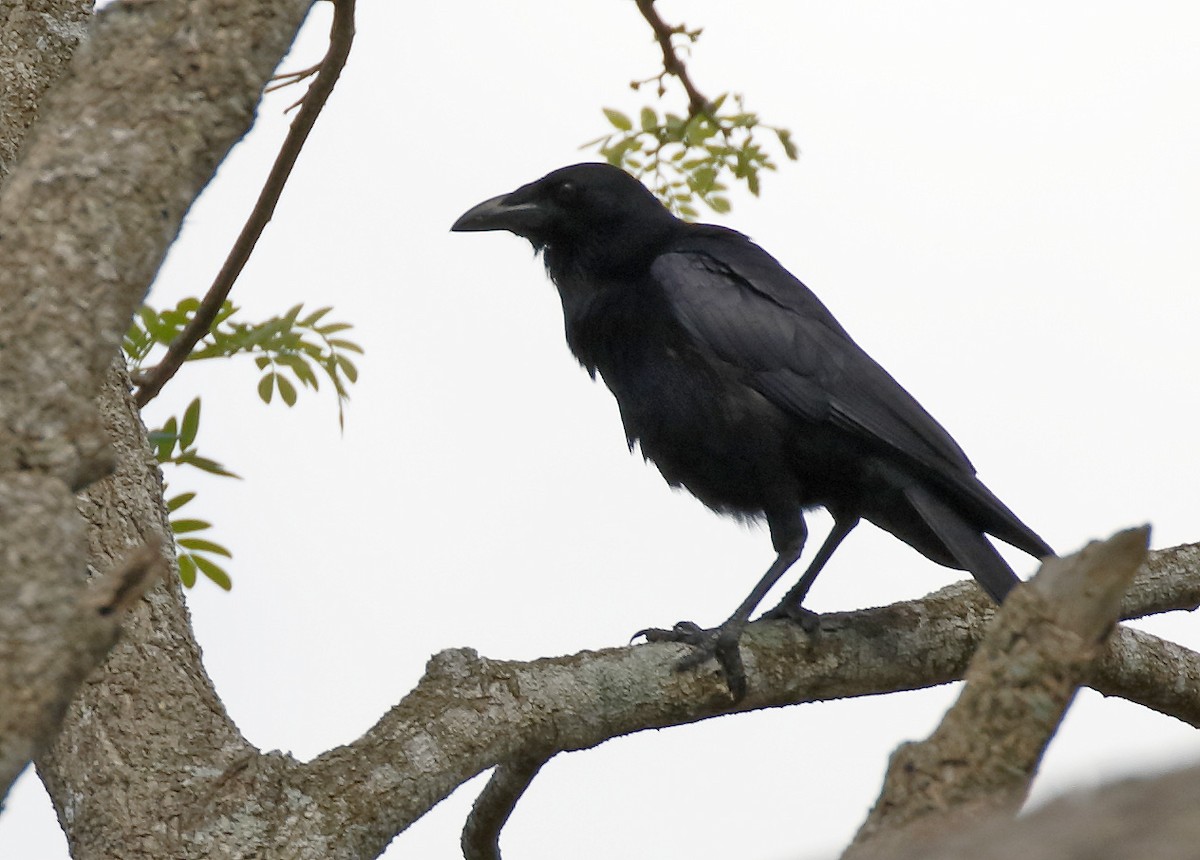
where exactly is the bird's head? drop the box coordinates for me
[451,163,679,266]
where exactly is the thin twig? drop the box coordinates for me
[633,0,710,115]
[265,61,322,93]
[461,756,549,860]
[133,0,357,408]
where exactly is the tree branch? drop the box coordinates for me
[845,528,1149,858]
[888,759,1200,860]
[133,0,357,407]
[33,521,1200,856]
[462,756,550,860]
[1119,540,1200,618]
[283,537,1197,857]
[1090,626,1200,727]
[39,365,260,859]
[0,0,314,801]
[633,0,711,115]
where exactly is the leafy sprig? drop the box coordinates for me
[588,95,797,219]
[588,8,797,218]
[126,300,362,590]
[148,398,238,590]
[127,299,362,427]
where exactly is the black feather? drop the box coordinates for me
[452,162,1053,698]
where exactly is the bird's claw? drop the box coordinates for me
[634,620,707,645]
[635,620,747,702]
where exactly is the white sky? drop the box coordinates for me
[4,2,1200,858]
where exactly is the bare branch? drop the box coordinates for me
[1091,626,1200,727]
[29,523,1198,856]
[1120,541,1200,618]
[462,756,550,860]
[280,536,1196,855]
[845,528,1149,858]
[633,0,710,115]
[133,0,357,408]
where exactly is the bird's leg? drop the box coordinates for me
[638,517,807,702]
[761,514,859,626]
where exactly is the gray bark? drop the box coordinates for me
[1,3,1199,859]
[890,762,1200,860]
[0,0,313,807]
[847,528,1149,858]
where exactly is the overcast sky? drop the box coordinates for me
[4,2,1200,858]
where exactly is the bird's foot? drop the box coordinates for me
[636,621,747,702]
[758,602,821,633]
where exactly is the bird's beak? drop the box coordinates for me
[451,192,546,237]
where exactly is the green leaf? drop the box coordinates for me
[295,337,327,358]
[122,320,153,363]
[177,537,233,558]
[175,453,241,479]
[166,492,196,512]
[776,128,799,160]
[334,354,358,383]
[178,554,197,588]
[689,166,717,194]
[170,518,211,534]
[139,306,173,342]
[239,319,288,349]
[326,338,364,354]
[640,106,658,132]
[193,555,232,591]
[213,300,239,325]
[684,115,714,146]
[302,306,333,327]
[276,374,298,407]
[179,398,201,449]
[603,108,632,131]
[148,429,176,463]
[152,417,179,462]
[314,322,353,336]
[707,196,732,214]
[258,373,276,404]
[277,354,318,389]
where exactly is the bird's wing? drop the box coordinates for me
[652,226,977,478]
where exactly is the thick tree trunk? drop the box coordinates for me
[0,0,314,849]
[39,366,256,859]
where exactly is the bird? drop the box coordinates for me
[451,162,1052,700]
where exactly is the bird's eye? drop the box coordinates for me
[554,181,579,203]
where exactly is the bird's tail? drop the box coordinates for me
[904,483,1021,602]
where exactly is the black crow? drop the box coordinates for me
[452,162,1051,700]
